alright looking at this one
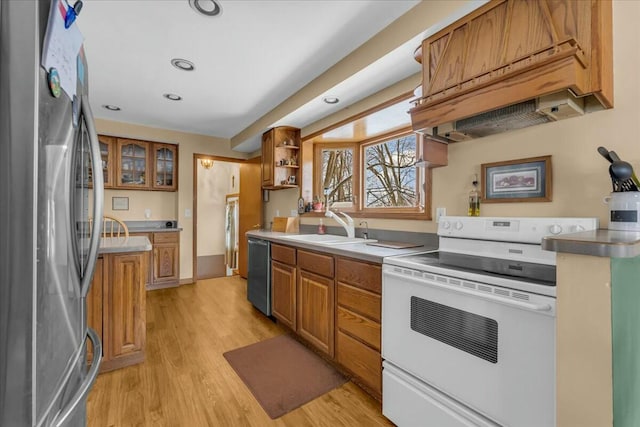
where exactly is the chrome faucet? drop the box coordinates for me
[359,221,369,239]
[325,207,355,238]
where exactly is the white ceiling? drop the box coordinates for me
[79,0,421,152]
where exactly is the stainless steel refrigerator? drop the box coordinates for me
[0,1,104,425]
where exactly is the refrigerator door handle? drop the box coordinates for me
[80,95,104,298]
[51,328,102,427]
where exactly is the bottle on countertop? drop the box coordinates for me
[317,219,326,235]
[468,175,480,217]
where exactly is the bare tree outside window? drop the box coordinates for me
[321,148,353,205]
[364,135,417,208]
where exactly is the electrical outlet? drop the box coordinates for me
[435,207,446,223]
[144,209,151,219]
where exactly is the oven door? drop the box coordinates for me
[382,265,556,427]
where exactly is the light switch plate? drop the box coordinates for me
[185,208,192,218]
[435,207,446,223]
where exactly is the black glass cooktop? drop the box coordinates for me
[395,251,556,285]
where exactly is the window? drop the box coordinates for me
[314,144,357,210]
[306,94,430,220]
[364,133,418,209]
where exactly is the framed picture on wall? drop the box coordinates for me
[481,155,552,203]
[112,196,129,210]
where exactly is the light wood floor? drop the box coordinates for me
[87,276,393,426]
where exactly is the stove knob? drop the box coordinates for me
[441,221,451,229]
[454,221,464,230]
[574,225,585,232]
[549,224,563,235]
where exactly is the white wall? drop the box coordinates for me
[197,161,240,256]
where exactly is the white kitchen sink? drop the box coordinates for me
[278,234,375,246]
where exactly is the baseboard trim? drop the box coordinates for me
[147,282,179,291]
[179,277,194,285]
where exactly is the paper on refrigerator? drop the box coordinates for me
[41,0,84,99]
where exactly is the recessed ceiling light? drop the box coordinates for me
[171,58,195,71]
[323,96,340,105]
[189,0,222,17]
[163,93,183,101]
[102,104,121,111]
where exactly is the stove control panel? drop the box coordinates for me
[438,216,599,244]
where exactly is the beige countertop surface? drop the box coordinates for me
[247,230,435,263]
[99,236,152,254]
[542,229,640,258]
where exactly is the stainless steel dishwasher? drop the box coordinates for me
[247,237,271,316]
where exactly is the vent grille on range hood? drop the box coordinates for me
[427,91,585,143]
[455,100,550,138]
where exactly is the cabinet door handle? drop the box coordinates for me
[252,223,261,228]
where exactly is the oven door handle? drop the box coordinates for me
[384,271,553,313]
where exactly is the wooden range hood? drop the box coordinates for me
[410,0,613,141]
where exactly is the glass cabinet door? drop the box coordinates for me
[97,135,115,188]
[116,139,150,188]
[153,143,177,191]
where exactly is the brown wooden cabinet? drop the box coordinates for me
[102,135,178,191]
[116,138,151,189]
[411,0,613,133]
[261,126,300,190]
[335,257,382,397]
[152,232,180,288]
[265,242,383,399]
[271,244,297,330]
[106,252,146,367]
[152,143,178,191]
[130,231,180,290]
[87,251,147,372]
[297,249,335,357]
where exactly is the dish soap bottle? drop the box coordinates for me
[468,175,480,216]
[317,219,326,235]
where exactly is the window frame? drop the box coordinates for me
[310,129,431,220]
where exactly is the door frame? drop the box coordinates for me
[192,153,246,282]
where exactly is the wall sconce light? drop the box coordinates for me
[200,158,214,169]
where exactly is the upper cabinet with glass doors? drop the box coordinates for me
[153,143,178,191]
[107,136,178,192]
[116,138,151,189]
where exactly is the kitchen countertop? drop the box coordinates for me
[99,236,152,254]
[542,229,640,258]
[247,230,435,263]
[125,220,182,233]
[128,227,183,233]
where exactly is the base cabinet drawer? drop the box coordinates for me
[337,283,381,322]
[336,331,381,395]
[272,244,296,265]
[298,250,334,278]
[336,306,380,351]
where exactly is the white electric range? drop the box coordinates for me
[381,216,599,427]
